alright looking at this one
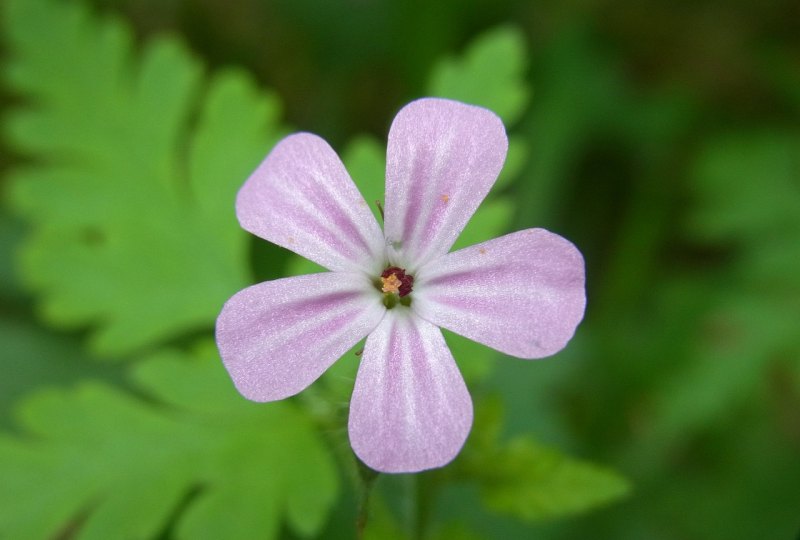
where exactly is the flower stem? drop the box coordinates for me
[356,459,379,539]
[403,474,420,539]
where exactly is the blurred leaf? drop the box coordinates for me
[2,0,285,356]
[0,214,25,301]
[649,131,800,441]
[649,293,793,442]
[343,135,386,225]
[428,522,487,540]
[494,136,529,191]
[515,27,630,228]
[479,438,630,522]
[0,317,123,429]
[0,343,338,540]
[689,132,800,244]
[362,495,406,540]
[452,198,514,251]
[460,398,630,522]
[428,26,529,126]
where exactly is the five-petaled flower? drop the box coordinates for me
[216,98,586,473]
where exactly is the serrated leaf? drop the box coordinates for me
[428,26,529,125]
[0,344,338,540]
[2,0,285,356]
[459,397,630,522]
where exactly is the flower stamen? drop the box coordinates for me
[378,266,414,308]
[381,273,402,294]
[381,266,414,297]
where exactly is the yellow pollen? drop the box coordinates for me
[441,194,450,203]
[381,273,402,294]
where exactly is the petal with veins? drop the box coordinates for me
[216,272,384,401]
[384,98,507,269]
[237,133,385,273]
[349,312,473,473]
[413,229,586,359]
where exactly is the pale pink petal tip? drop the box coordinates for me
[348,313,473,473]
[216,272,384,402]
[414,228,586,359]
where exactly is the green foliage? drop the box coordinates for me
[513,27,649,228]
[429,26,529,126]
[343,135,387,225]
[0,343,338,540]
[459,399,630,522]
[0,214,25,301]
[0,317,123,428]
[689,132,800,244]
[3,0,285,356]
[650,132,800,440]
[477,438,631,521]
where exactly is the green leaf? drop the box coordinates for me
[648,131,800,441]
[343,135,387,225]
[2,0,285,356]
[428,522,487,540]
[0,316,122,428]
[460,398,630,522]
[479,438,631,521]
[0,344,338,539]
[689,132,800,244]
[428,26,529,126]
[0,214,25,301]
[362,495,406,540]
[493,136,529,191]
[452,198,514,251]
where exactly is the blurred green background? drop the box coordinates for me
[1,0,799,539]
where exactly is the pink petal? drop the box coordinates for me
[237,133,385,273]
[384,98,508,269]
[216,272,385,401]
[413,229,586,359]
[349,312,473,473]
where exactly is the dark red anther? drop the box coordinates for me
[381,266,415,297]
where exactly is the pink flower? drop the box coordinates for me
[216,98,585,473]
